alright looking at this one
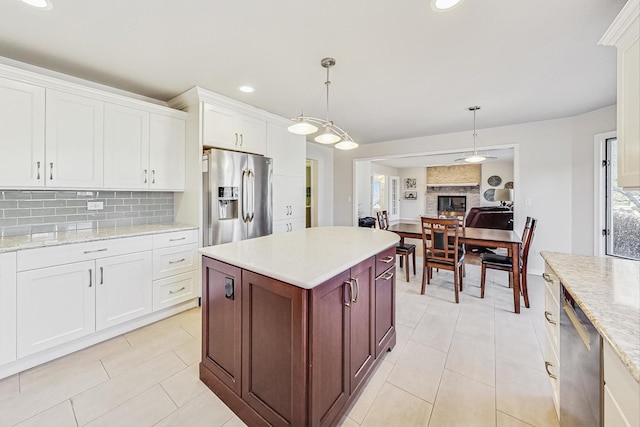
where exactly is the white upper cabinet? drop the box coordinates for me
[45,89,104,188]
[104,103,150,189]
[203,102,266,155]
[0,77,45,188]
[149,113,186,191]
[266,122,306,178]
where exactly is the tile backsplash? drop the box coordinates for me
[0,190,174,237]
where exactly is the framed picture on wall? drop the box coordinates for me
[404,191,417,200]
[405,178,417,189]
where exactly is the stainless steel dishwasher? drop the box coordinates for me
[559,285,603,426]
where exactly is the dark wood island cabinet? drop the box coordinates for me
[199,227,399,427]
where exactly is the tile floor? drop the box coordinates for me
[0,258,559,427]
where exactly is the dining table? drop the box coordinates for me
[387,222,523,313]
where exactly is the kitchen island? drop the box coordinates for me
[199,226,399,427]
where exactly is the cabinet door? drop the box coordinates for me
[149,113,186,191]
[273,175,306,222]
[348,257,375,394]
[17,261,95,358]
[375,267,396,357]
[0,252,17,366]
[309,270,351,426]
[0,77,45,188]
[45,89,104,188]
[95,251,152,330]
[202,257,242,396]
[202,103,236,150]
[241,270,307,426]
[266,122,306,178]
[235,113,266,155]
[104,103,150,189]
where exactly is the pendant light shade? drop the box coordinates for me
[455,106,497,163]
[288,58,357,150]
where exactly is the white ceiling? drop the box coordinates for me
[372,148,514,168]
[0,0,626,145]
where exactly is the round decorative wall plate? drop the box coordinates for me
[483,188,495,202]
[487,175,502,186]
[504,181,514,189]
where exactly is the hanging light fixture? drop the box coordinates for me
[288,58,358,150]
[455,106,497,163]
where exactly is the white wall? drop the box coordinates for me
[306,142,335,226]
[354,160,372,219]
[333,105,616,274]
[480,161,515,206]
[399,167,425,220]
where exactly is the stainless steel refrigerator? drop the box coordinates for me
[202,148,272,246]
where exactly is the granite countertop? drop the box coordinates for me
[0,223,198,253]
[541,251,640,382]
[199,226,399,289]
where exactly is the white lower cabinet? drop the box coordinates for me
[542,263,561,418]
[0,252,17,365]
[17,261,96,358]
[273,217,306,234]
[96,252,152,330]
[153,271,197,311]
[603,340,640,427]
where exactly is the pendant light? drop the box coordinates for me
[455,106,497,163]
[288,58,358,150]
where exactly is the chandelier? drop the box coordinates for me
[455,106,496,163]
[287,58,358,150]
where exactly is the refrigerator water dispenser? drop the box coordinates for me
[218,186,238,220]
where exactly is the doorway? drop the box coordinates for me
[306,159,318,228]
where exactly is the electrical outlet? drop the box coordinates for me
[87,201,104,211]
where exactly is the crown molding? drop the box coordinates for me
[599,0,639,46]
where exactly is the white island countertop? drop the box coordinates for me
[199,226,400,289]
[541,251,640,382]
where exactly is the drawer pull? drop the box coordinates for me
[84,248,108,254]
[544,311,556,325]
[169,237,186,242]
[100,266,104,285]
[169,286,186,294]
[542,273,553,283]
[169,258,186,264]
[89,269,92,287]
[380,256,394,263]
[380,271,394,281]
[545,361,557,380]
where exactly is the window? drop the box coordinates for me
[604,138,640,260]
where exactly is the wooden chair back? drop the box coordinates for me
[375,211,389,230]
[420,217,461,264]
[521,217,537,268]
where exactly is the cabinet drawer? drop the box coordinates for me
[153,243,197,280]
[544,332,560,418]
[153,271,197,311]
[375,246,396,276]
[544,284,560,348]
[603,341,640,427]
[17,235,152,271]
[152,229,198,249]
[543,263,560,297]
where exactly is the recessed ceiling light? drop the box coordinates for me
[239,86,254,93]
[20,0,53,9]
[431,0,463,11]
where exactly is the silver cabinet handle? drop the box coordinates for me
[544,311,556,325]
[353,278,359,303]
[36,161,41,180]
[100,266,104,285]
[240,134,243,147]
[152,169,155,184]
[344,280,352,307]
[169,237,186,242]
[542,273,553,283]
[144,169,148,183]
[89,269,92,287]
[235,132,239,146]
[83,248,108,254]
[381,271,394,281]
[169,258,186,264]
[545,361,557,380]
[169,286,186,294]
[49,162,53,180]
[381,256,394,264]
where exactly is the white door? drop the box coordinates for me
[202,103,236,150]
[96,251,152,330]
[235,113,266,155]
[149,113,186,191]
[388,176,400,222]
[45,89,104,188]
[272,175,305,221]
[104,103,150,189]
[17,261,96,358]
[0,252,17,366]
[0,77,45,188]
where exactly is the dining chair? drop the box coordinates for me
[420,217,465,303]
[376,210,416,282]
[480,217,537,308]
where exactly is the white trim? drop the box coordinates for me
[593,131,617,256]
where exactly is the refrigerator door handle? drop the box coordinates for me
[249,169,255,222]
[242,169,249,223]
